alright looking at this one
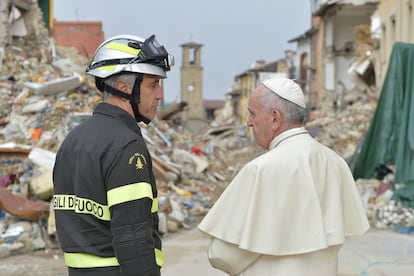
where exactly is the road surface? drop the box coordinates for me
[1,227,414,275]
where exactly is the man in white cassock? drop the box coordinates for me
[198,78,370,276]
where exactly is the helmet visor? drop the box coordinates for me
[137,35,174,71]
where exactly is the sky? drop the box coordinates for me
[53,0,311,102]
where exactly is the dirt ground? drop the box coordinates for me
[0,229,205,276]
[0,248,67,276]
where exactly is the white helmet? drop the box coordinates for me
[86,34,174,79]
[85,34,174,124]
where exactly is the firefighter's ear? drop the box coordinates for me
[115,78,132,94]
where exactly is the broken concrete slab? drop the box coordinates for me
[172,148,209,174]
[21,98,49,113]
[24,74,81,96]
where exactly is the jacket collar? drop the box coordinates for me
[269,127,308,150]
[93,102,142,135]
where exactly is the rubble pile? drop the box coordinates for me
[356,166,414,234]
[306,87,378,160]
[307,23,379,160]
[0,40,93,256]
[304,80,414,234]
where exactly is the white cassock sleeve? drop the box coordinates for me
[208,238,260,275]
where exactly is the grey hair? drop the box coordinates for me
[260,86,307,124]
[101,73,138,100]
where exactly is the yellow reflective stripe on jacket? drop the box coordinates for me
[64,252,119,268]
[64,249,164,268]
[105,41,141,56]
[107,182,153,208]
[155,248,165,267]
[53,194,110,221]
[152,198,158,213]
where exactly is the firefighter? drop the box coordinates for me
[53,33,174,276]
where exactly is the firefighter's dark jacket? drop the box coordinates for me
[53,103,162,276]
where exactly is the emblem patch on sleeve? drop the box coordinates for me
[128,152,147,170]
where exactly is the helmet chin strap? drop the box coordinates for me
[130,74,151,124]
[96,74,151,124]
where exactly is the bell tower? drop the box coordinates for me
[180,42,205,122]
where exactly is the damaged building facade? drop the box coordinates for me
[289,0,414,116]
[306,0,379,114]
[377,0,414,79]
[226,56,291,127]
